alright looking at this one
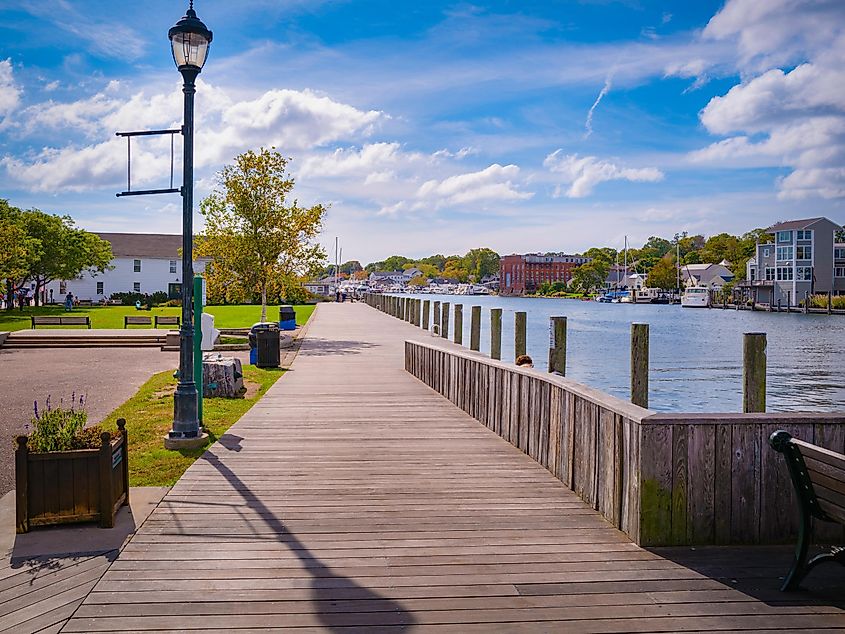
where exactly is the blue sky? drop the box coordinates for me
[1,0,843,263]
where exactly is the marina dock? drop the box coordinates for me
[37,303,845,630]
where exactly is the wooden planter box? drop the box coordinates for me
[15,419,129,534]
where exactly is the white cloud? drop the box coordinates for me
[2,83,383,192]
[703,0,845,72]
[584,74,613,138]
[686,0,845,200]
[543,151,664,198]
[416,164,532,207]
[0,59,21,118]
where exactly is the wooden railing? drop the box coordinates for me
[405,338,845,546]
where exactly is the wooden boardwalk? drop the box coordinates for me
[62,302,844,632]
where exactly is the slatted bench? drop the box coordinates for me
[124,316,152,328]
[770,430,845,591]
[31,316,91,329]
[154,315,180,328]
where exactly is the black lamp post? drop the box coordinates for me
[167,3,212,442]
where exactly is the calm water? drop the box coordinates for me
[397,293,845,414]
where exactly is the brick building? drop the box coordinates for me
[500,253,591,296]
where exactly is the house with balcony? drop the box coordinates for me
[744,217,845,306]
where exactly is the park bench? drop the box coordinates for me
[770,430,845,591]
[124,315,152,328]
[154,315,180,328]
[31,316,91,329]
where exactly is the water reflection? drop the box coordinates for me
[404,294,845,413]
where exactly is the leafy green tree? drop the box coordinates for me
[197,147,327,321]
[646,255,678,290]
[418,254,447,270]
[408,274,428,287]
[380,255,413,272]
[0,201,38,309]
[462,247,500,281]
[582,247,616,266]
[17,209,112,306]
[571,260,609,293]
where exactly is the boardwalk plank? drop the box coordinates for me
[62,303,844,632]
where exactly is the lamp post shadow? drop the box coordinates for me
[201,449,417,631]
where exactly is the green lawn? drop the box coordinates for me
[99,365,284,486]
[0,304,316,331]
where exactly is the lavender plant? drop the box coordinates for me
[29,393,90,452]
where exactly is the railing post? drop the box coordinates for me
[828,291,833,315]
[490,308,502,359]
[630,322,649,408]
[548,316,567,375]
[453,304,463,344]
[441,302,450,339]
[743,332,767,413]
[422,300,430,330]
[514,311,526,361]
[470,305,481,351]
[15,436,28,533]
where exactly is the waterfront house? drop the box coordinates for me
[680,263,734,290]
[500,253,591,296]
[603,265,644,291]
[368,271,407,285]
[303,277,337,297]
[744,217,845,306]
[45,233,209,303]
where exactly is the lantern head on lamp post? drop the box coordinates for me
[166,2,212,446]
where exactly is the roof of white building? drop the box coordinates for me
[95,232,188,258]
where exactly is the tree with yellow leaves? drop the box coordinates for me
[197,148,327,321]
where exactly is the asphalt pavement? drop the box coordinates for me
[0,347,181,495]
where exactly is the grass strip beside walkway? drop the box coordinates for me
[99,365,283,486]
[0,304,316,331]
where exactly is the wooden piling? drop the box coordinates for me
[470,305,481,351]
[828,291,833,315]
[433,301,441,334]
[453,304,463,344]
[630,323,649,409]
[490,308,502,359]
[514,311,527,361]
[441,302,450,339]
[548,316,567,376]
[743,332,767,413]
[422,300,431,330]
[415,299,422,327]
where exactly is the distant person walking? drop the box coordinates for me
[64,292,74,312]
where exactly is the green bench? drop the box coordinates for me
[31,316,91,329]
[154,315,180,328]
[124,316,152,328]
[770,431,845,591]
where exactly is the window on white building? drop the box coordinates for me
[797,230,813,240]
[776,267,793,281]
[169,260,177,273]
[96,281,104,295]
[776,246,793,261]
[133,282,141,292]
[796,245,812,260]
[836,267,845,278]
[765,268,775,281]
[777,230,792,243]
[796,267,813,281]
[134,259,141,273]
[762,247,771,258]
[835,248,845,259]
